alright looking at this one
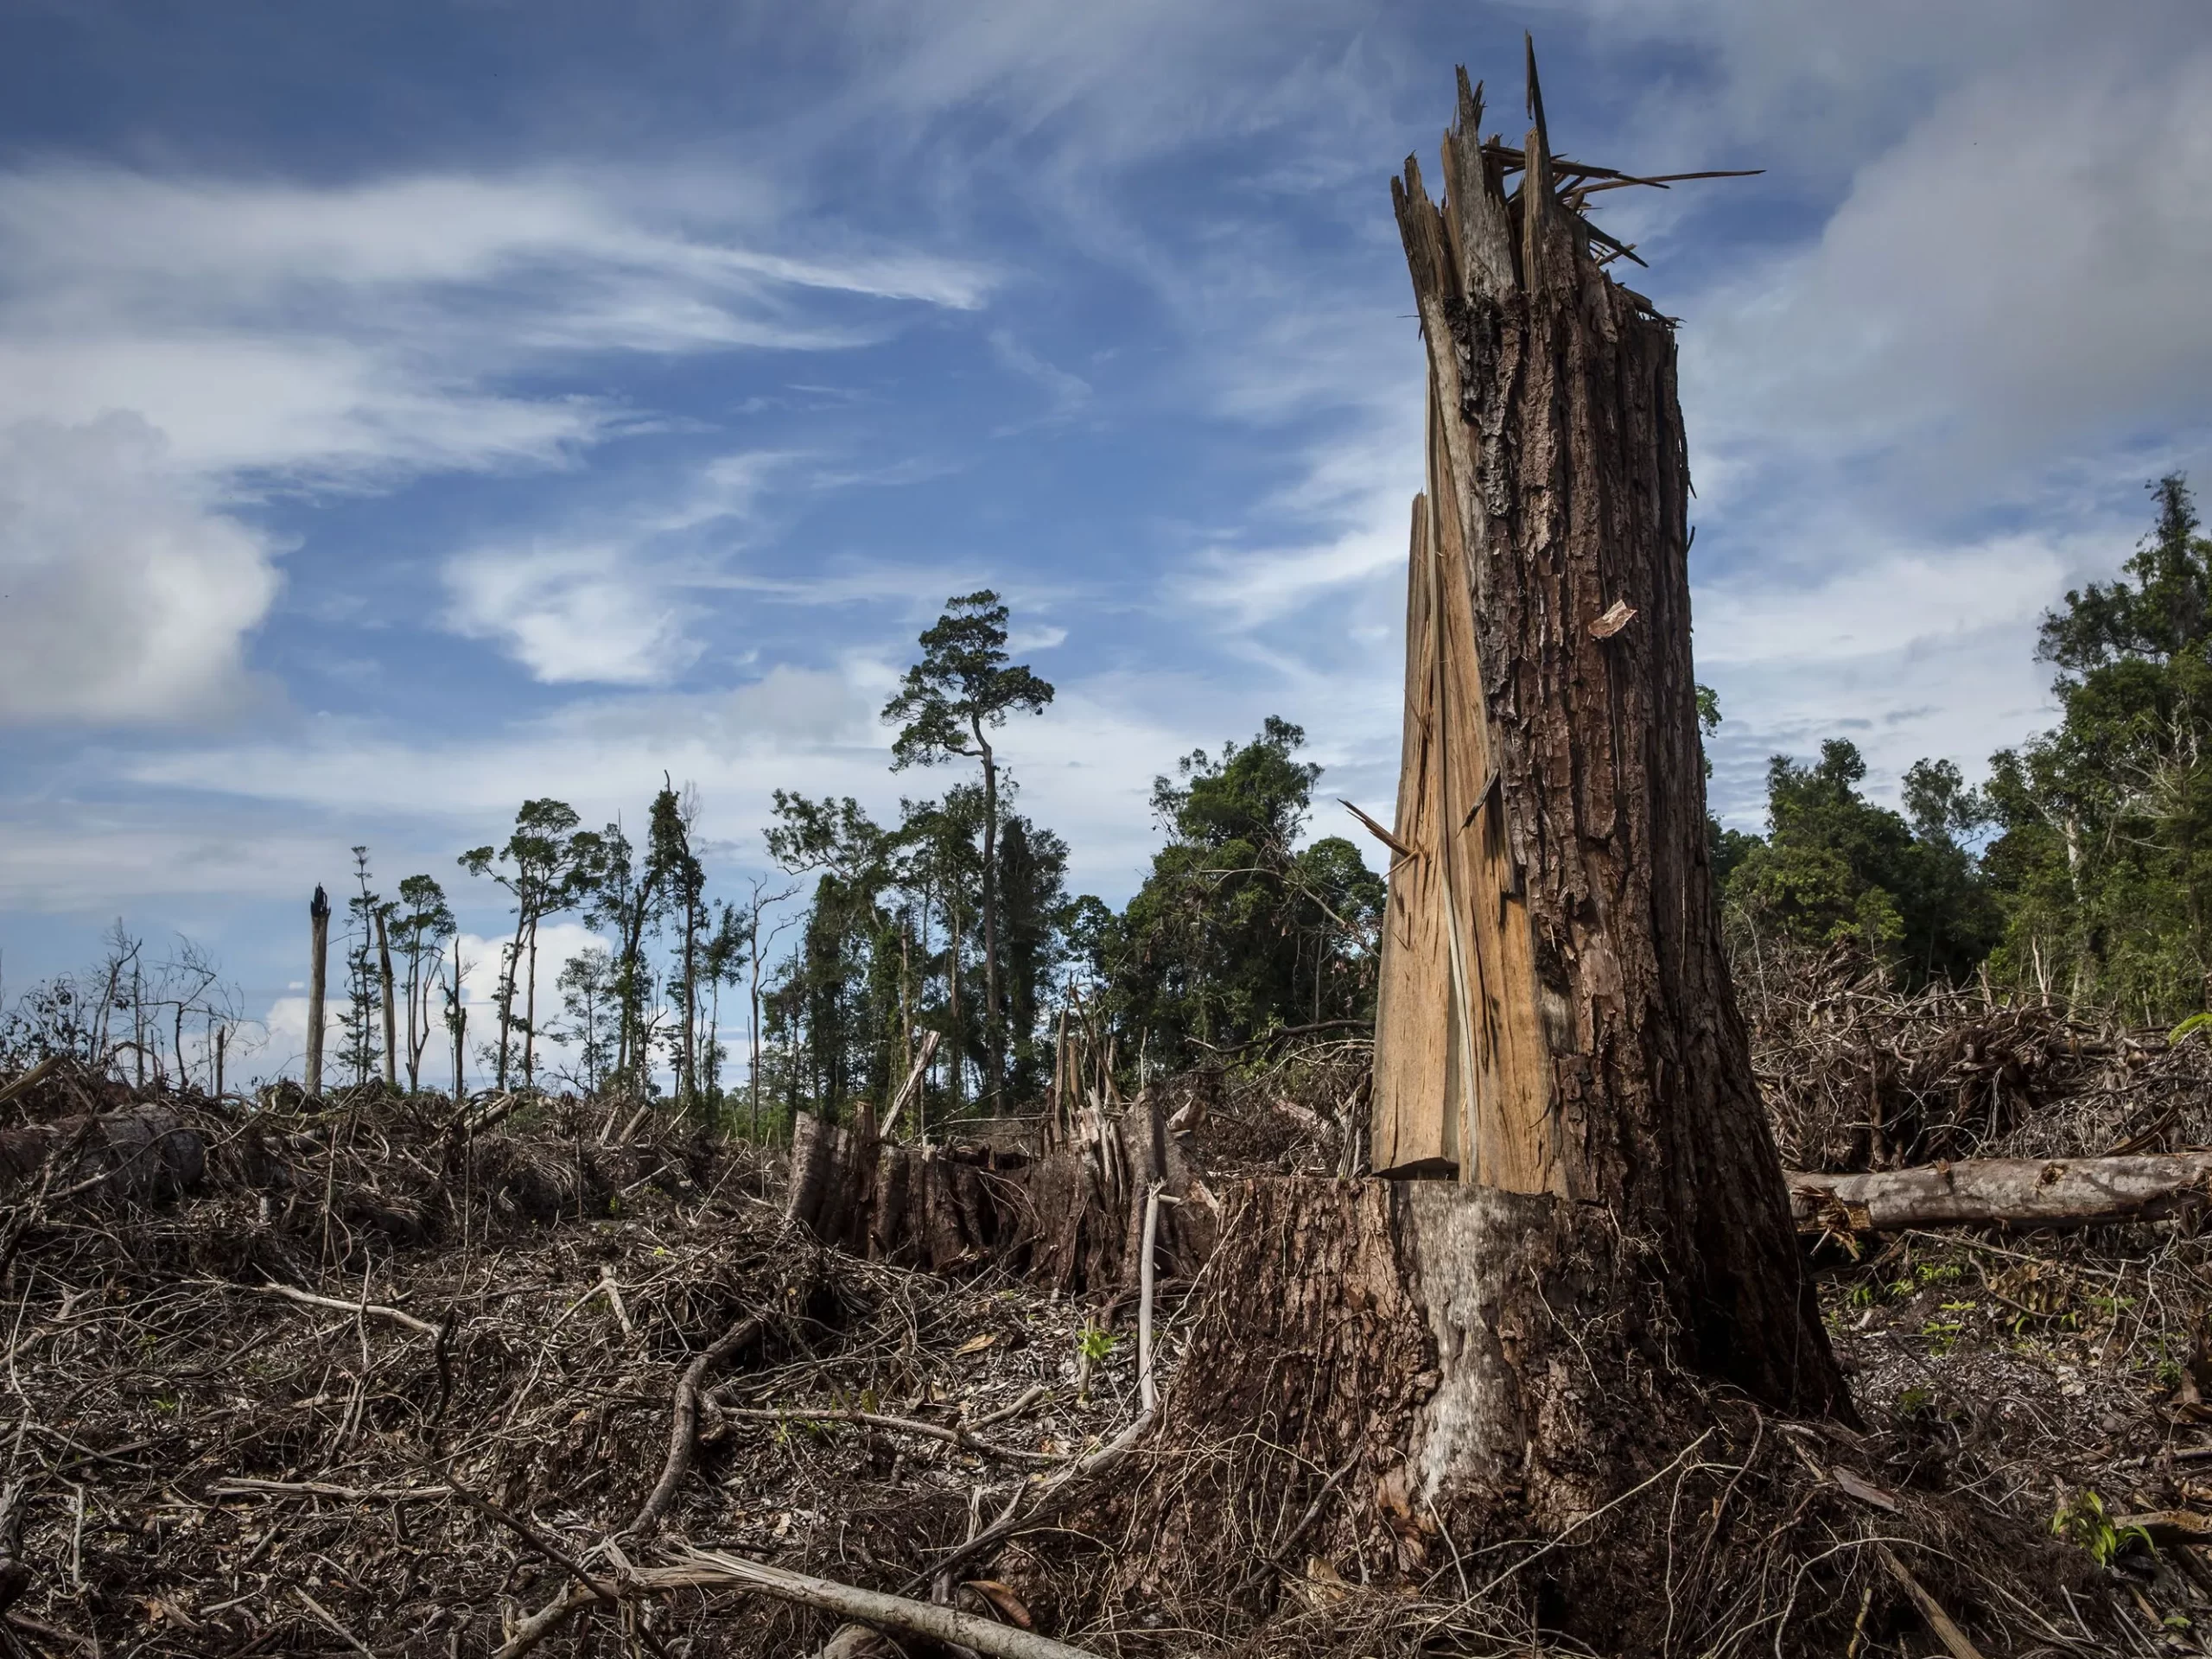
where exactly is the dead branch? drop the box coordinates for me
[1786,1152,2212,1234]
[714,1407,1062,1466]
[224,1278,444,1338]
[626,1313,764,1535]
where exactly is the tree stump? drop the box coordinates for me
[1077,54,1854,1656]
[1363,54,1847,1419]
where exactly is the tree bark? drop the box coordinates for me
[307,886,331,1098]
[976,720,1002,1112]
[1787,1152,2212,1234]
[522,918,540,1090]
[1366,60,1844,1417]
[375,908,397,1092]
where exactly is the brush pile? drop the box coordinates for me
[0,1063,1149,1658]
[5,965,2212,1656]
[1741,944,2212,1172]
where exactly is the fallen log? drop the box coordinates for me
[1786,1153,2212,1234]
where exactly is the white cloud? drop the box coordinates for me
[0,414,280,723]
[444,541,702,686]
[1694,537,2065,671]
[988,330,1091,426]
[0,164,993,484]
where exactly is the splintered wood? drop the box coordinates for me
[1361,49,1839,1417]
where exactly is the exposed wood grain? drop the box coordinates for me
[1370,48,1845,1415]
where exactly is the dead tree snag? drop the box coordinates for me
[1086,54,1855,1651]
[1365,53,1845,1415]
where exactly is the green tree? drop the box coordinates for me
[766,791,897,1121]
[1719,740,1999,983]
[460,799,602,1090]
[1984,475,2212,1018]
[552,946,618,1095]
[648,783,709,1112]
[894,787,988,1115]
[882,592,1055,1108]
[391,874,455,1094]
[697,900,750,1121]
[337,846,385,1089]
[995,811,1073,1100]
[582,816,667,1096]
[1104,717,1383,1061]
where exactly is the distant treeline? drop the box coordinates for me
[1713,474,2212,1027]
[10,479,2207,1124]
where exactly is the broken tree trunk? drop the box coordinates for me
[1788,1152,2212,1234]
[306,885,331,1100]
[1363,54,1844,1418]
[785,1095,1214,1297]
[1080,57,1850,1654]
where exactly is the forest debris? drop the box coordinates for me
[960,1579,1034,1629]
[1876,1543,1989,1659]
[2117,1509,2212,1547]
[714,1406,1062,1466]
[626,1312,766,1535]
[550,1548,1106,1659]
[1786,1151,2212,1233]
[208,1478,452,1503]
[227,1276,444,1337]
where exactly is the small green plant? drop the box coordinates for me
[2051,1489,2150,1568]
[1920,1319,1964,1357]
[1074,1322,1116,1406]
[1895,1384,1938,1420]
[1847,1282,1880,1310]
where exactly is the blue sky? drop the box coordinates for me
[3,1,2209,1075]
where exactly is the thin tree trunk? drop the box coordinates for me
[522,919,540,1090]
[683,894,699,1109]
[496,911,526,1090]
[376,908,397,1091]
[947,893,963,1116]
[307,887,331,1098]
[976,726,1002,1109]
[748,912,764,1141]
[404,947,420,1093]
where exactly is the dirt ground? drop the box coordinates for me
[3,982,2212,1657]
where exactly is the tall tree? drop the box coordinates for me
[1986,474,2212,1018]
[649,782,708,1111]
[895,788,988,1114]
[460,800,601,1090]
[552,946,618,1095]
[392,875,455,1094]
[882,592,1055,1107]
[583,820,660,1095]
[995,812,1073,1099]
[766,791,896,1121]
[1106,718,1382,1058]
[338,846,385,1089]
[699,901,749,1119]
